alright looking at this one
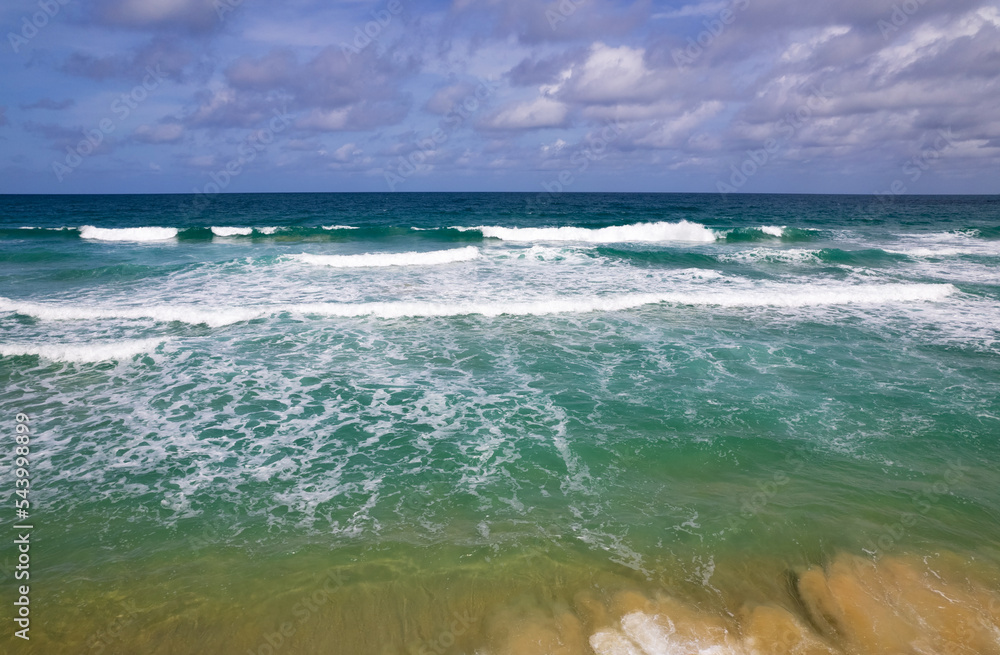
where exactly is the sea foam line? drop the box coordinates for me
[0,338,168,363]
[0,284,956,326]
[290,246,479,268]
[471,220,719,243]
[887,246,1000,257]
[0,298,259,327]
[79,226,178,242]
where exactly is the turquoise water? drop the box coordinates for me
[1,193,999,654]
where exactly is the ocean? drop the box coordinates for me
[1,192,999,654]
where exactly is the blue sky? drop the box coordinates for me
[1,0,998,194]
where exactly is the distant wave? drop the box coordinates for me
[211,226,253,237]
[718,247,910,266]
[290,246,479,268]
[887,247,972,257]
[717,248,822,264]
[601,246,908,269]
[80,226,178,242]
[887,231,1000,257]
[0,297,258,327]
[0,225,380,242]
[975,226,1000,240]
[0,338,167,363]
[0,283,956,326]
[720,226,820,243]
[213,226,359,236]
[472,220,719,243]
[595,248,721,269]
[887,245,1000,257]
[0,223,832,245]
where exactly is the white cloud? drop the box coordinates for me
[332,143,361,161]
[779,25,851,63]
[297,109,351,131]
[97,0,219,31]
[133,123,184,144]
[482,97,569,130]
[873,8,996,77]
[652,2,728,19]
[561,43,668,103]
[635,101,724,149]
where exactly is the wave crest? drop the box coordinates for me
[0,284,955,326]
[79,226,178,242]
[476,220,718,243]
[211,227,253,237]
[290,246,479,268]
[0,338,167,362]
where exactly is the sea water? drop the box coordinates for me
[1,192,999,654]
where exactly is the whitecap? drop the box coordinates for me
[211,227,253,237]
[474,220,718,243]
[0,338,167,363]
[290,246,479,268]
[79,226,178,242]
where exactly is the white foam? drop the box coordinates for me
[258,227,280,235]
[0,297,262,327]
[211,227,253,237]
[475,220,718,243]
[0,338,167,363]
[508,245,595,264]
[591,612,744,655]
[290,283,956,318]
[888,232,1000,257]
[290,246,479,268]
[623,613,682,655]
[0,284,957,326]
[321,225,360,230]
[760,225,786,237]
[887,247,994,257]
[589,630,646,655]
[79,226,178,242]
[718,248,820,264]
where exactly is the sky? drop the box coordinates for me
[0,0,998,195]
